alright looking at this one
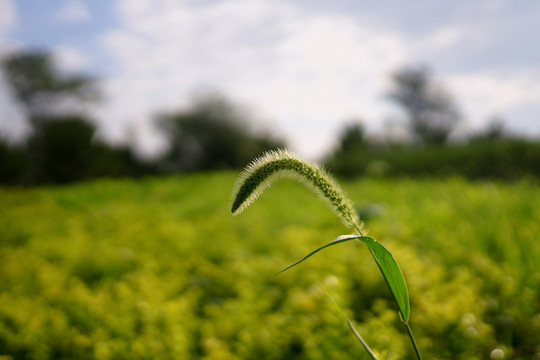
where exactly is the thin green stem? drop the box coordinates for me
[405,322,423,360]
[354,224,364,237]
[345,318,379,360]
[326,292,379,360]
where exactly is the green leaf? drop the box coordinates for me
[275,235,359,276]
[358,236,410,323]
[275,234,410,323]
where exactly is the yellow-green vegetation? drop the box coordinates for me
[1,173,539,359]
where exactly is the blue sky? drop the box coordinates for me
[1,0,539,159]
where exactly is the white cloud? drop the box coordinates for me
[55,0,91,23]
[0,69,28,142]
[0,0,25,141]
[0,0,16,54]
[53,45,89,72]
[421,26,465,49]
[100,0,408,158]
[97,0,540,159]
[0,0,15,35]
[448,69,540,132]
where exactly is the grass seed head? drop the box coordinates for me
[230,149,360,228]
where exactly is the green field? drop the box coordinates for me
[1,173,539,359]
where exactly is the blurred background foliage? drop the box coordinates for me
[0,50,284,185]
[1,50,539,185]
[156,93,285,173]
[1,48,539,360]
[1,174,539,359]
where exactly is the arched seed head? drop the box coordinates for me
[230,149,360,228]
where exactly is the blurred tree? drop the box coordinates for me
[158,93,285,172]
[337,121,366,152]
[387,65,461,145]
[470,116,507,142]
[0,138,27,184]
[28,116,95,184]
[323,121,372,179]
[90,142,159,179]
[2,50,99,184]
[2,50,97,122]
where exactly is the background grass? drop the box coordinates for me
[1,173,539,359]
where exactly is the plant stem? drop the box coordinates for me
[326,292,379,360]
[405,322,423,360]
[345,318,379,360]
[354,224,364,237]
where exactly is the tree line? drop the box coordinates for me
[0,50,284,185]
[1,50,538,185]
[324,66,540,180]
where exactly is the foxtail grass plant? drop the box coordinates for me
[231,149,423,359]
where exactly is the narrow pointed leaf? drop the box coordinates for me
[358,236,410,323]
[275,235,359,276]
[275,234,410,323]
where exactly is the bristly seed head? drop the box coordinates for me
[230,149,360,228]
